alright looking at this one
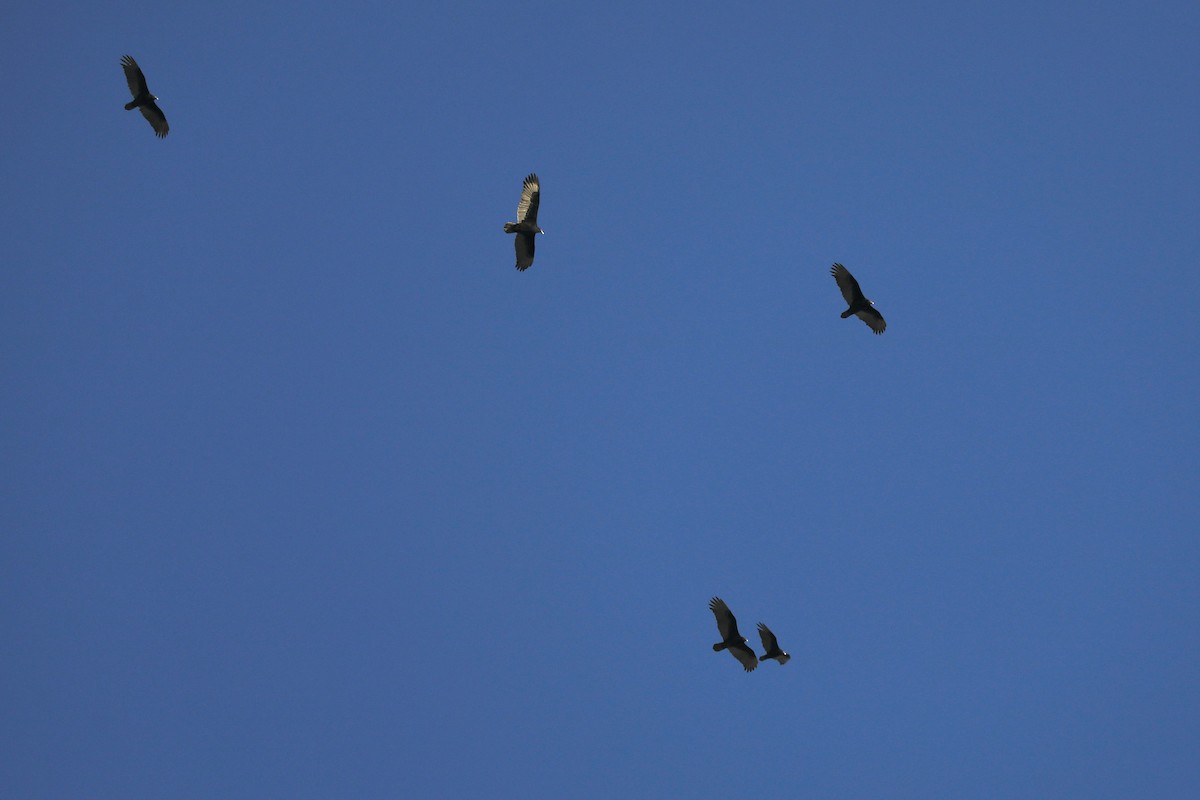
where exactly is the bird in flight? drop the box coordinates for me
[709,597,758,672]
[831,263,885,334]
[756,622,791,665]
[504,174,543,271]
[120,55,169,138]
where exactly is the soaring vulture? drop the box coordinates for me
[709,597,757,672]
[503,173,543,271]
[831,263,885,334]
[120,55,169,138]
[756,622,791,665]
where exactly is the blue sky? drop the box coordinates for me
[2,1,1198,797]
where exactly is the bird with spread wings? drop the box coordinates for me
[709,597,758,672]
[503,174,543,271]
[120,55,169,138]
[756,622,791,665]
[831,263,886,334]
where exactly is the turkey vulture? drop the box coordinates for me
[709,597,757,672]
[756,622,791,665]
[831,263,885,334]
[120,55,169,138]
[503,173,543,271]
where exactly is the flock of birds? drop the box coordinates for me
[119,54,883,680]
[118,56,888,336]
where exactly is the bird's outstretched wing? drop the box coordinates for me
[831,263,864,307]
[120,55,148,98]
[757,622,779,654]
[856,306,886,334]
[709,597,741,642]
[729,641,758,672]
[515,232,535,271]
[139,102,169,138]
[516,173,540,225]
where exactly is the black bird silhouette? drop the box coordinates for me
[120,55,168,138]
[709,597,757,672]
[756,622,791,665]
[831,263,885,334]
[503,174,543,271]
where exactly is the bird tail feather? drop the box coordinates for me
[124,100,138,110]
[712,643,726,652]
[503,223,517,233]
[840,310,854,319]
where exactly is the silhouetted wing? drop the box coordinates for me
[515,232,535,271]
[139,101,169,138]
[729,641,759,672]
[709,597,741,642]
[831,263,864,306]
[516,173,540,225]
[120,55,149,98]
[856,306,886,334]
[757,622,779,653]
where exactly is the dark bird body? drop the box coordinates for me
[831,263,885,334]
[756,622,791,665]
[121,55,169,138]
[709,597,757,672]
[504,174,543,271]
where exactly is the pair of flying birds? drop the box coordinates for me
[501,175,887,333]
[709,597,790,673]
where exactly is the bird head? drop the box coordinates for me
[537,227,545,235]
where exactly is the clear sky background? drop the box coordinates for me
[2,1,1198,797]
